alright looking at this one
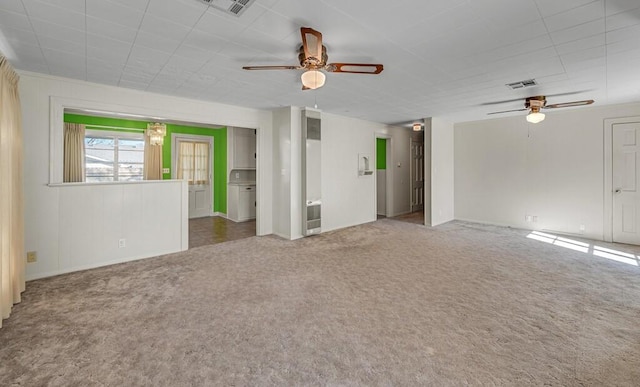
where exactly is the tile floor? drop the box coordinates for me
[388,211,425,225]
[189,216,256,248]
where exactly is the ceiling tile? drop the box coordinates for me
[605,0,640,15]
[139,13,192,41]
[606,6,640,30]
[193,9,247,40]
[23,1,85,28]
[135,31,182,54]
[555,34,605,55]
[534,0,600,18]
[30,19,85,45]
[126,45,172,72]
[86,34,132,64]
[146,0,207,27]
[86,16,138,44]
[543,1,604,32]
[550,19,605,44]
[0,9,31,31]
[37,35,85,56]
[0,0,25,14]
[86,0,145,30]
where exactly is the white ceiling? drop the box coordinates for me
[1,0,640,124]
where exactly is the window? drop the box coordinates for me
[84,130,145,182]
[177,140,210,185]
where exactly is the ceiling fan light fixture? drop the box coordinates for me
[301,69,326,89]
[526,111,545,124]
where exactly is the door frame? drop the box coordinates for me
[604,116,640,242]
[374,133,393,218]
[171,133,214,218]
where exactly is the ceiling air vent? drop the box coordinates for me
[506,79,538,90]
[198,0,255,17]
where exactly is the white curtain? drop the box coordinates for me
[177,141,209,184]
[63,123,85,182]
[0,56,25,328]
[143,130,163,180]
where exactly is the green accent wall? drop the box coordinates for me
[64,113,228,214]
[165,124,227,213]
[376,138,386,170]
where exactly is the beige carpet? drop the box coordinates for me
[1,219,639,386]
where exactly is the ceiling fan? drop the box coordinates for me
[242,27,384,90]
[487,95,594,123]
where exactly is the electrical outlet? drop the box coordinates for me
[118,239,126,248]
[525,215,532,222]
[27,251,37,263]
[579,224,586,233]
[235,172,240,179]
[162,168,170,174]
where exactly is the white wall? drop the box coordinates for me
[321,113,411,233]
[47,181,187,280]
[271,107,297,239]
[431,118,455,226]
[455,101,640,240]
[20,72,273,280]
[272,109,411,239]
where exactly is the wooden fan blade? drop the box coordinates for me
[480,91,593,106]
[242,65,299,70]
[327,63,384,74]
[301,27,323,62]
[544,100,594,109]
[487,108,528,115]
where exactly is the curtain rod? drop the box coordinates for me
[84,124,146,132]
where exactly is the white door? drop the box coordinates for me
[411,139,424,212]
[174,137,212,219]
[613,122,640,244]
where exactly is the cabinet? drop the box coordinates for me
[232,128,256,169]
[228,184,256,222]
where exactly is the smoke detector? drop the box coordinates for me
[198,0,255,17]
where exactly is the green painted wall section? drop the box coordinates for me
[64,113,228,213]
[376,138,386,170]
[165,124,227,213]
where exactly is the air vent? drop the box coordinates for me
[506,79,538,90]
[198,0,255,17]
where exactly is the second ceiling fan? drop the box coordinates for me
[243,27,384,90]
[488,95,594,123]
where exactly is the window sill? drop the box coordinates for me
[48,179,183,188]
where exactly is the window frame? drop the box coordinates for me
[84,129,145,183]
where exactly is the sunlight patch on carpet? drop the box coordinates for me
[527,231,639,266]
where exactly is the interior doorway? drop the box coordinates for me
[411,134,425,213]
[612,121,640,244]
[376,137,390,218]
[172,134,213,219]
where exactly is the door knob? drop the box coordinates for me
[615,188,622,193]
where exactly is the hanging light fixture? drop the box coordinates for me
[146,122,167,146]
[526,107,545,124]
[525,98,546,124]
[301,69,326,89]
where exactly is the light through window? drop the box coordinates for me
[85,130,144,182]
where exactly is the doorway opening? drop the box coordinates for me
[172,133,213,219]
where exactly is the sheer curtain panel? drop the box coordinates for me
[177,141,209,184]
[143,130,162,180]
[0,56,25,328]
[63,123,85,182]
